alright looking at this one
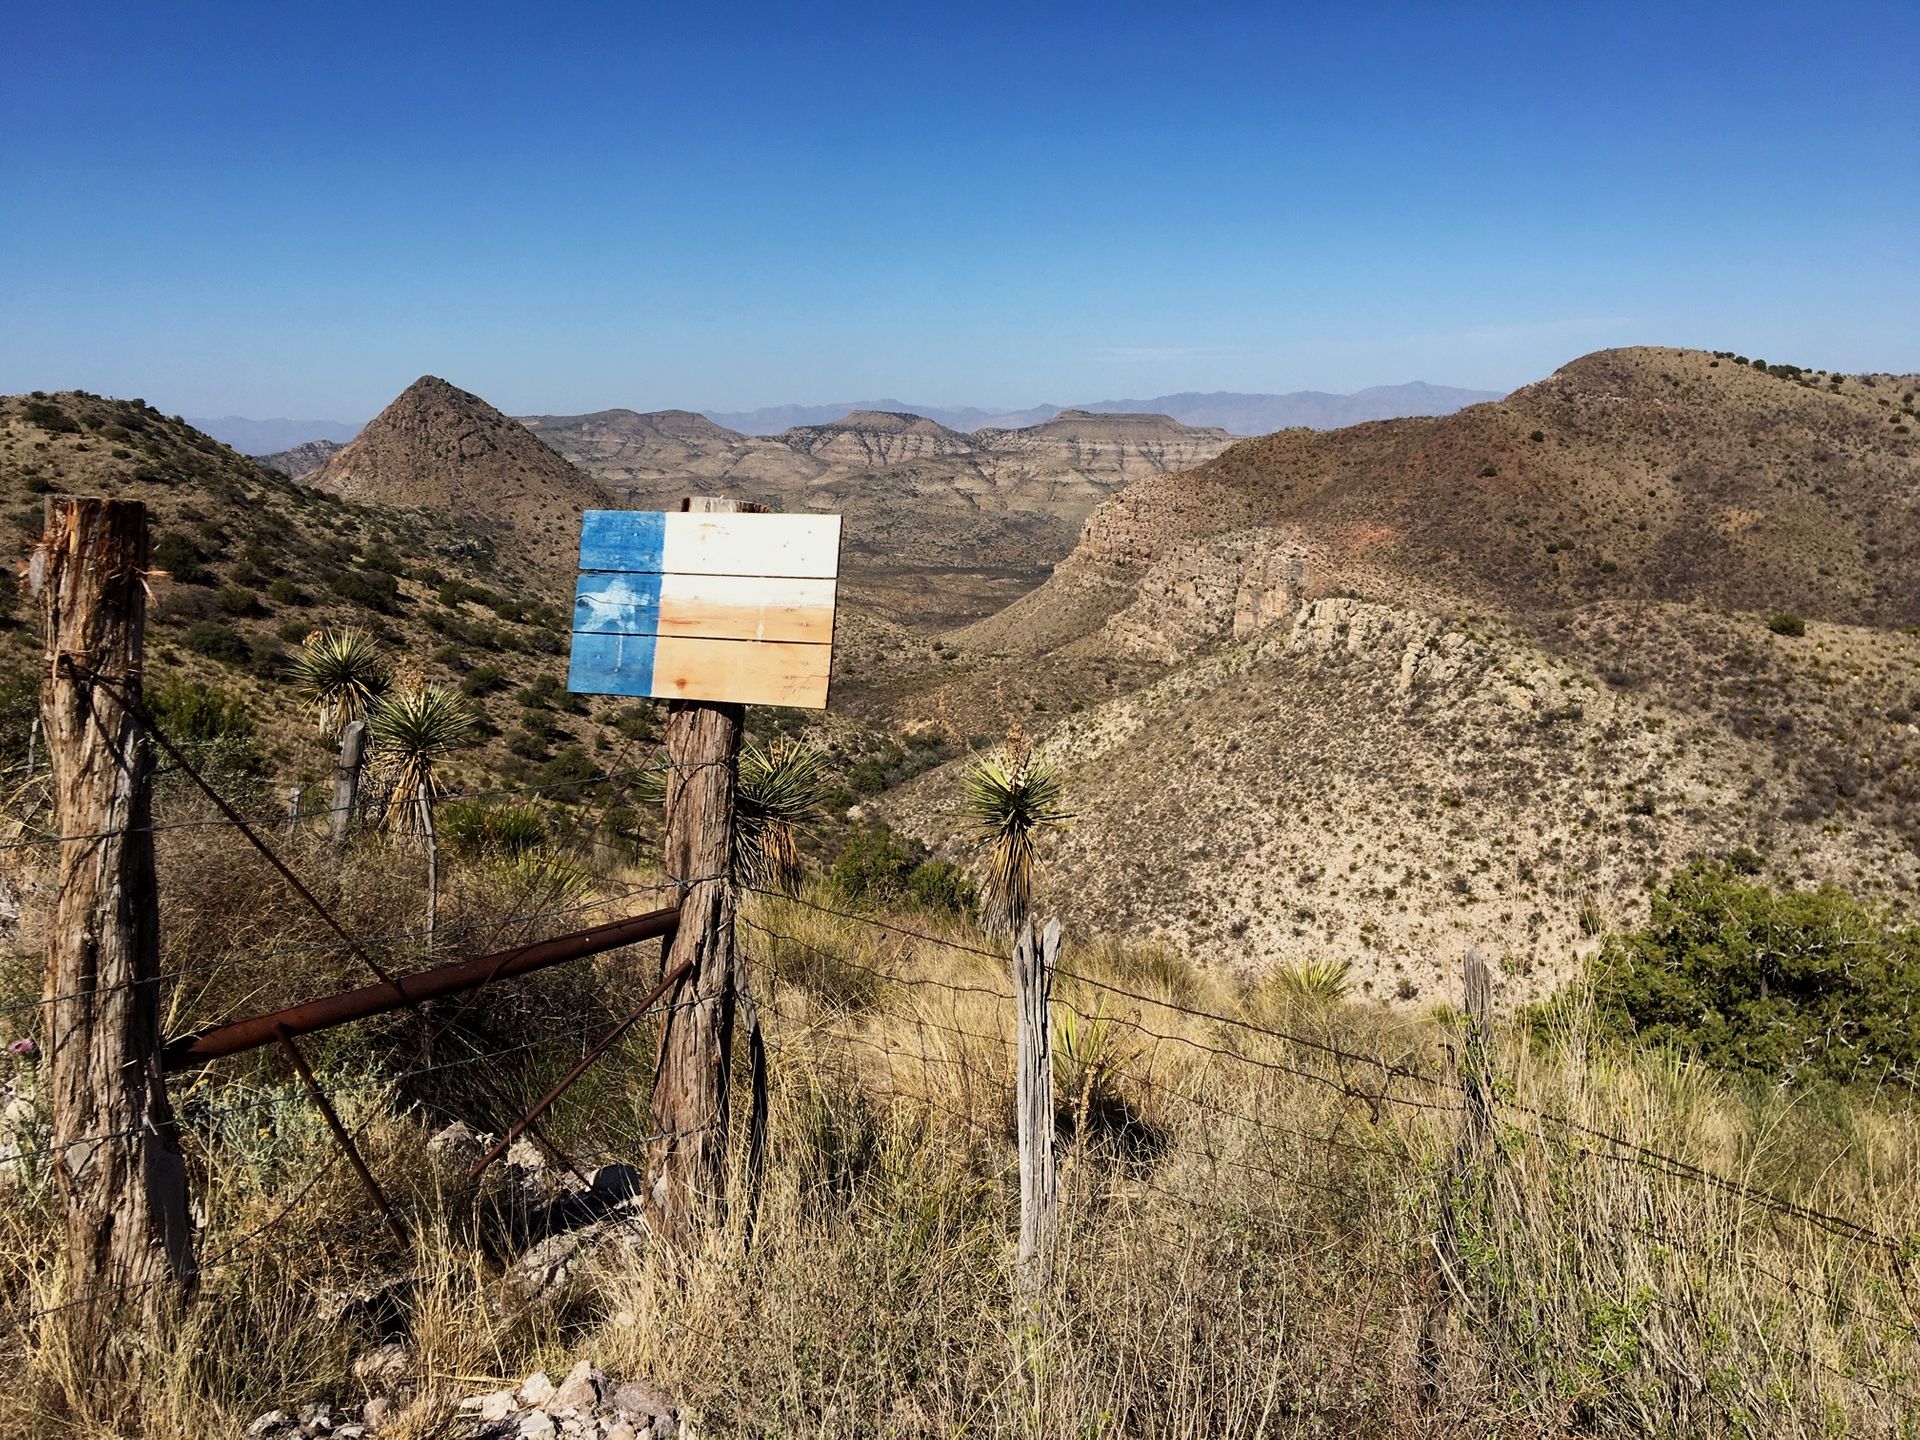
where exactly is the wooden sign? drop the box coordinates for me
[566,509,841,709]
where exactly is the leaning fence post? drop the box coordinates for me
[645,496,746,1246]
[1013,915,1061,1289]
[329,719,367,847]
[31,497,194,1366]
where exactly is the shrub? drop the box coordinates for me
[217,584,260,617]
[153,533,208,585]
[147,677,260,772]
[267,578,306,606]
[1767,612,1806,637]
[180,621,252,666]
[460,662,509,697]
[1551,862,1920,1090]
[328,568,401,614]
[906,859,975,918]
[828,824,927,908]
[22,400,79,434]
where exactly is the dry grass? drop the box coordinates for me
[0,857,1917,1436]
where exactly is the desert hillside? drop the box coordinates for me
[872,348,1920,1001]
[310,377,606,575]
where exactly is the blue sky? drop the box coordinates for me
[3,1,1915,419]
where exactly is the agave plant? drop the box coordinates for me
[367,683,476,831]
[959,745,1070,935]
[289,627,388,740]
[736,737,827,893]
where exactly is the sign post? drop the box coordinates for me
[566,498,840,1243]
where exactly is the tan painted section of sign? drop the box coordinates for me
[649,634,834,709]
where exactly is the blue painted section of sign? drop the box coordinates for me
[567,629,659,697]
[572,571,665,634]
[571,512,667,694]
[578,509,667,573]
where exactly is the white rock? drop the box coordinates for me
[477,1389,518,1421]
[520,1370,556,1405]
[605,1425,637,1440]
[361,1397,393,1432]
[551,1359,603,1412]
[245,1414,288,1438]
[518,1413,558,1440]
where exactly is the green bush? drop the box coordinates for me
[906,859,975,918]
[460,662,509,697]
[147,677,261,772]
[329,568,400,614]
[217,584,261,617]
[180,621,252,666]
[1550,862,1920,1090]
[153,533,208,585]
[1767,612,1806,637]
[827,824,970,916]
[22,400,79,434]
[267,577,306,606]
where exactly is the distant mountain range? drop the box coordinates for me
[704,382,1504,436]
[209,381,1503,456]
[187,415,362,453]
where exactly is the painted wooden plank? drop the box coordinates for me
[651,634,832,709]
[577,510,666,573]
[573,572,835,645]
[579,510,840,579]
[567,629,659,698]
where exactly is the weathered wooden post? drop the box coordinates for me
[645,496,746,1244]
[329,719,367,847]
[1013,916,1061,1288]
[564,495,839,1246]
[418,778,439,953]
[31,498,193,1364]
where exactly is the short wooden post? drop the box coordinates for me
[31,498,194,1364]
[25,714,40,779]
[1013,916,1061,1288]
[284,784,302,841]
[418,779,438,953]
[329,719,368,847]
[645,497,746,1245]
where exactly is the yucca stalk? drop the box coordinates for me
[367,684,476,832]
[959,746,1070,935]
[289,627,388,740]
[737,737,826,893]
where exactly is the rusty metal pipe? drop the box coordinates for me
[163,904,680,1070]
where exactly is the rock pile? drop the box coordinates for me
[245,1362,684,1439]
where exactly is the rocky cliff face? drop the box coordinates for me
[254,438,343,479]
[311,377,606,573]
[781,410,983,467]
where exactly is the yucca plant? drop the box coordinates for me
[288,627,388,740]
[367,684,476,831]
[959,744,1070,935]
[1274,957,1353,1005]
[1054,995,1140,1130]
[736,737,827,893]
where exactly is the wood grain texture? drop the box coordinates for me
[31,498,194,1367]
[578,510,840,579]
[1014,916,1061,1289]
[573,572,835,645]
[651,634,832,708]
